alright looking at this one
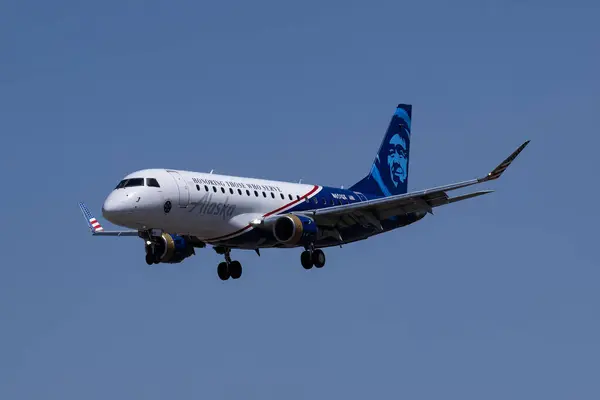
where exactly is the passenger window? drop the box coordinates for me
[221,187,225,193]
[204,185,209,192]
[322,198,327,205]
[254,191,259,197]
[238,189,242,195]
[313,197,318,204]
[262,192,266,197]
[196,184,200,191]
[146,178,161,188]
[213,186,217,192]
[271,192,275,199]
[297,195,300,200]
[246,190,250,196]
[289,194,293,200]
[280,194,285,200]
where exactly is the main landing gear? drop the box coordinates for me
[216,248,242,281]
[300,244,326,270]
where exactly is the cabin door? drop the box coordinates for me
[167,171,190,207]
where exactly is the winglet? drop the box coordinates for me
[480,140,530,182]
[79,202,105,233]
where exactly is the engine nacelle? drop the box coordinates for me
[272,214,318,246]
[152,233,195,263]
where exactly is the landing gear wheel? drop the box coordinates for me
[312,249,326,268]
[145,253,154,265]
[229,261,242,279]
[301,251,313,269]
[217,262,230,281]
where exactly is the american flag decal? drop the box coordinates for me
[89,217,104,232]
[481,140,530,182]
[79,202,104,232]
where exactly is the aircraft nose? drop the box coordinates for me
[102,193,131,222]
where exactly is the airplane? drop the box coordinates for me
[79,104,530,281]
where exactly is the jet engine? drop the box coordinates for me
[148,233,195,264]
[272,214,318,246]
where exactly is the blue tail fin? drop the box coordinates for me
[349,104,412,197]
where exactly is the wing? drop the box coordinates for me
[78,202,140,237]
[302,140,529,228]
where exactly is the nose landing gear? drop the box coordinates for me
[145,241,158,265]
[145,252,155,265]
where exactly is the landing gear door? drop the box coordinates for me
[166,170,190,207]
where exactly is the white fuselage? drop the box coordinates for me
[102,168,323,244]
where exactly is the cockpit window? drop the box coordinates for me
[125,178,144,187]
[115,178,144,189]
[146,178,160,188]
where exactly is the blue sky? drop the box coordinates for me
[1,0,599,398]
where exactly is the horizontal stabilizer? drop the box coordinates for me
[447,190,494,204]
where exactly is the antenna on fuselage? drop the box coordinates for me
[209,169,214,174]
[299,179,302,183]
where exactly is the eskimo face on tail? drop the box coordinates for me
[385,127,409,187]
[372,106,411,195]
[348,104,412,197]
